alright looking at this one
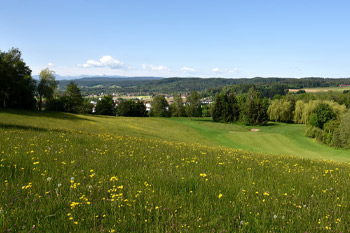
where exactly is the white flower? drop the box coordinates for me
[57,183,62,187]
[273,214,277,219]
[282,216,285,220]
[71,177,74,180]
[240,220,244,225]
[0,209,3,214]
[47,177,52,181]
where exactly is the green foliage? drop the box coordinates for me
[150,95,169,117]
[185,91,202,119]
[37,68,57,111]
[212,91,240,122]
[62,81,84,113]
[308,103,335,129]
[333,110,350,148]
[294,100,346,124]
[242,87,268,125]
[116,100,147,117]
[305,125,324,142]
[323,120,340,146]
[95,95,116,116]
[78,100,94,114]
[170,94,185,117]
[0,48,36,109]
[268,99,294,122]
[201,104,211,117]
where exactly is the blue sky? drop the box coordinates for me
[1,0,350,78]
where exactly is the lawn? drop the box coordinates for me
[170,118,350,162]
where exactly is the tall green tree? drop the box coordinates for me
[150,95,169,117]
[37,68,57,111]
[170,94,185,117]
[212,91,240,122]
[268,99,294,122]
[333,110,350,148]
[0,48,36,109]
[185,91,202,119]
[308,103,335,129]
[243,87,268,125]
[95,95,116,116]
[116,100,147,117]
[62,81,83,113]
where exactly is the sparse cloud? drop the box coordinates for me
[47,62,54,67]
[212,67,221,73]
[212,67,238,74]
[142,64,169,71]
[181,67,196,72]
[78,56,125,69]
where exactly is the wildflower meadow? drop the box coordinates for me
[1,110,350,232]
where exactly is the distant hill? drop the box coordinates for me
[53,76,350,95]
[33,75,164,81]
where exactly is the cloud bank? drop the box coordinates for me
[78,56,125,69]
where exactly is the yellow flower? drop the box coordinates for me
[218,193,223,199]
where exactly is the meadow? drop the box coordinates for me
[289,86,350,93]
[1,109,350,232]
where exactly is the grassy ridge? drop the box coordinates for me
[1,110,350,232]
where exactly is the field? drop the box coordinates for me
[1,110,350,232]
[289,86,350,93]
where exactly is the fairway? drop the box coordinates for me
[169,118,350,162]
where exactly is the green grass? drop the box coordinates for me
[170,118,350,162]
[1,109,350,232]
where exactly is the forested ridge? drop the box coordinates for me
[57,77,350,95]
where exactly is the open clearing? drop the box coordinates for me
[289,86,350,93]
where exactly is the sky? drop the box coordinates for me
[1,0,350,78]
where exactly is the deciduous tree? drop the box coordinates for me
[37,68,57,111]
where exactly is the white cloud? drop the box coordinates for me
[47,62,54,67]
[212,67,238,74]
[78,56,125,69]
[181,67,196,72]
[212,67,221,73]
[142,64,169,71]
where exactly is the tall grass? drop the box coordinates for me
[1,110,350,232]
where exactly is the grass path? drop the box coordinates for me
[169,118,350,162]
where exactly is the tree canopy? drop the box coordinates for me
[95,95,116,116]
[0,48,36,109]
[150,95,169,117]
[37,68,57,111]
[185,91,202,119]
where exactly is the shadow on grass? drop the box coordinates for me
[0,123,68,132]
[0,109,95,122]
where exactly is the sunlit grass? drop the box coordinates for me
[1,109,350,232]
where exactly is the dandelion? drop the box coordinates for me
[218,193,223,199]
[71,177,74,181]
[199,173,207,177]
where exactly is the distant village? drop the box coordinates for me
[87,93,213,113]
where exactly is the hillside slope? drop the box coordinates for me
[1,110,350,232]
